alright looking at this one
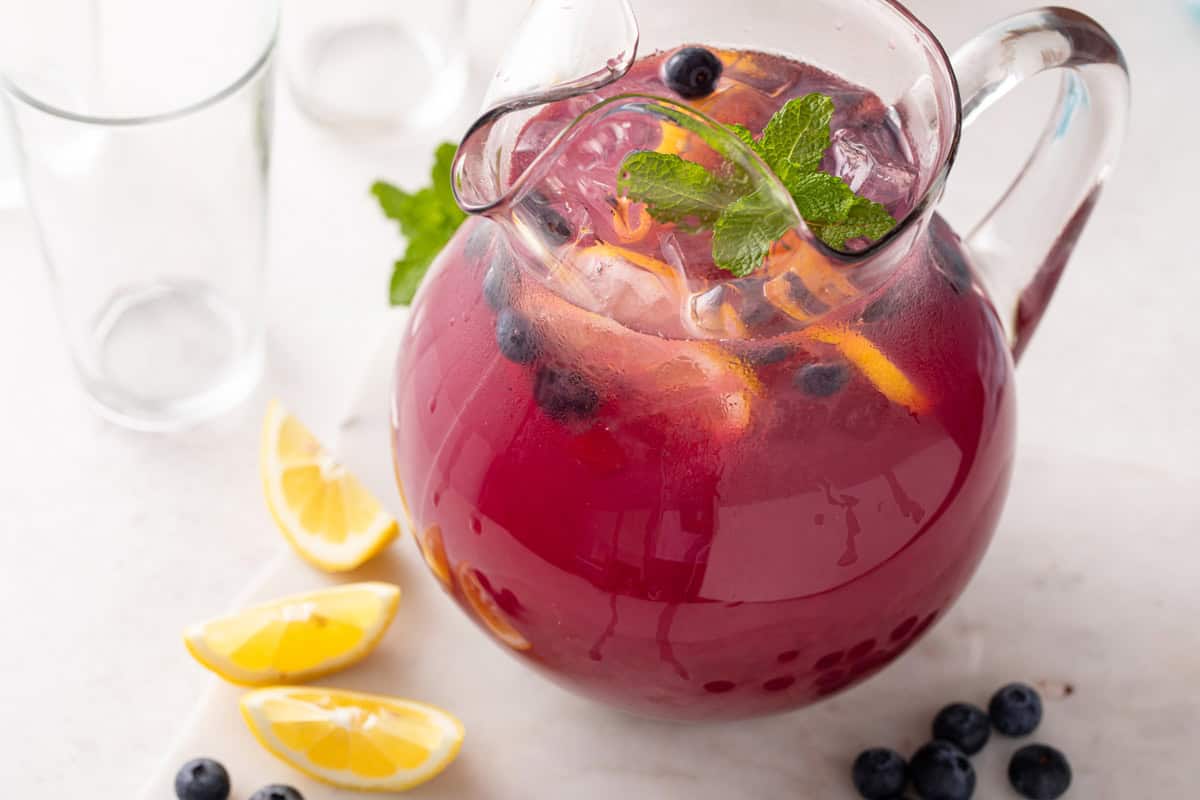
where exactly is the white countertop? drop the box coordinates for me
[1,0,1197,796]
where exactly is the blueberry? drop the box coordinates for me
[662,47,723,99]
[909,740,975,800]
[861,288,900,322]
[483,264,507,311]
[1008,744,1071,800]
[174,758,230,800]
[931,702,991,755]
[796,362,850,397]
[521,191,574,245]
[463,219,494,260]
[248,786,305,800]
[534,366,599,420]
[747,344,793,367]
[989,682,1043,736]
[851,748,908,799]
[482,246,516,311]
[495,307,538,364]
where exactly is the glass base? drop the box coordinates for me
[80,280,262,431]
[286,20,468,132]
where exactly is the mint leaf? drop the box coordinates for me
[388,236,446,305]
[787,172,857,223]
[809,196,896,250]
[712,190,794,277]
[727,123,759,152]
[372,142,466,306]
[613,92,898,275]
[756,93,835,184]
[617,151,735,230]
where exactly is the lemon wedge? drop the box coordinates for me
[241,687,464,792]
[184,583,400,686]
[261,401,399,572]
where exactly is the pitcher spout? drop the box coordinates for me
[450,0,961,339]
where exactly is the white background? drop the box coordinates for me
[0,0,1196,796]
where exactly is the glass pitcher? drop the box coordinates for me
[390,0,1128,720]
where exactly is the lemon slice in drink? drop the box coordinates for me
[184,583,400,686]
[805,323,930,414]
[241,687,464,792]
[261,401,399,572]
[457,562,531,652]
[514,280,758,438]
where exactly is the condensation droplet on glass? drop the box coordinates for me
[429,397,437,414]
[470,515,483,534]
[432,490,441,507]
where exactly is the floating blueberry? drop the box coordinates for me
[932,702,991,755]
[482,246,516,311]
[989,682,1043,736]
[495,308,538,364]
[796,362,850,397]
[521,191,574,245]
[463,219,494,260]
[483,264,507,311]
[1008,744,1071,800]
[851,748,908,799]
[909,740,975,800]
[174,758,230,800]
[534,366,599,420]
[248,786,304,800]
[861,288,900,322]
[663,47,724,98]
[747,344,793,367]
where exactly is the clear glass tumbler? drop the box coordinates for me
[2,0,277,431]
[282,0,468,132]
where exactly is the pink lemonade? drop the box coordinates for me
[391,48,1016,720]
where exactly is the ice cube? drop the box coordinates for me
[829,129,875,193]
[827,127,918,212]
[554,243,688,337]
[687,280,780,339]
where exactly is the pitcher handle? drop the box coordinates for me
[951,8,1129,360]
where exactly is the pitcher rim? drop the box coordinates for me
[452,0,964,263]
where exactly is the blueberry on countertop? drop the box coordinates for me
[496,307,539,364]
[932,702,991,755]
[851,747,908,799]
[1008,744,1071,800]
[989,682,1043,736]
[248,786,304,800]
[663,47,723,98]
[174,758,231,800]
[909,740,975,800]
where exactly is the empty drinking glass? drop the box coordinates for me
[282,0,468,131]
[2,0,278,430]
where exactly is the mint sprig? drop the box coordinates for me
[372,142,466,305]
[617,94,897,275]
